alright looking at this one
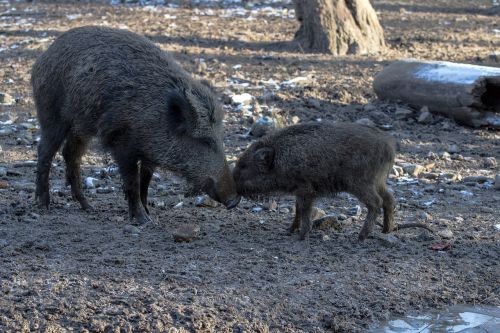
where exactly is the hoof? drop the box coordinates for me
[80,201,94,211]
[133,214,153,226]
[36,192,50,210]
[358,230,373,241]
[299,229,310,240]
[382,224,396,234]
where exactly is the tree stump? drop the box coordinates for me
[294,0,385,55]
[373,60,500,128]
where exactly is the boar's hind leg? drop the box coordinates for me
[139,163,155,215]
[357,186,383,241]
[36,125,69,209]
[377,185,395,233]
[297,195,314,240]
[115,153,152,225]
[289,200,302,233]
[62,133,91,210]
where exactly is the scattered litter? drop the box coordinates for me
[429,242,451,251]
[422,198,437,207]
[459,190,473,198]
[397,176,419,185]
[231,93,253,105]
[66,14,81,20]
[251,206,263,213]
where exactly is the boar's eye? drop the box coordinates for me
[199,137,217,150]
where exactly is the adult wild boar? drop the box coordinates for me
[233,122,396,240]
[32,26,240,224]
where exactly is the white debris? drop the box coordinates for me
[84,177,98,189]
[414,61,500,85]
[66,14,81,20]
[280,76,310,88]
[422,198,437,207]
[459,190,473,198]
[231,93,253,105]
[251,206,263,213]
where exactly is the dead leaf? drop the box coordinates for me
[429,242,451,251]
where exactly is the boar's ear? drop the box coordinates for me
[166,90,195,136]
[254,147,274,170]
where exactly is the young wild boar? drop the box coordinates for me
[233,122,396,241]
[32,26,240,224]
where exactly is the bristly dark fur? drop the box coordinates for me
[233,122,396,241]
[32,26,238,224]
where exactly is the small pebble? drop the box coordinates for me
[312,215,340,231]
[355,118,376,127]
[0,92,15,105]
[416,230,436,242]
[0,128,14,136]
[417,210,432,221]
[123,225,141,235]
[403,164,425,177]
[348,205,362,217]
[310,207,326,220]
[337,214,348,221]
[447,144,460,154]
[96,187,113,194]
[264,199,277,211]
[484,157,497,168]
[395,107,413,119]
[376,233,400,247]
[417,109,433,124]
[392,165,404,177]
[438,229,454,239]
[440,151,451,160]
[195,195,218,208]
[173,224,200,242]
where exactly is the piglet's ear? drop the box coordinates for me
[254,147,274,170]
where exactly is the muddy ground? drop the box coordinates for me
[0,0,499,332]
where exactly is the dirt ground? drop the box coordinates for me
[0,0,499,332]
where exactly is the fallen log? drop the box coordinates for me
[373,59,500,128]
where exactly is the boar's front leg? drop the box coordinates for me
[139,162,155,215]
[115,153,152,225]
[296,195,314,240]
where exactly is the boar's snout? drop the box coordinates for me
[202,163,241,209]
